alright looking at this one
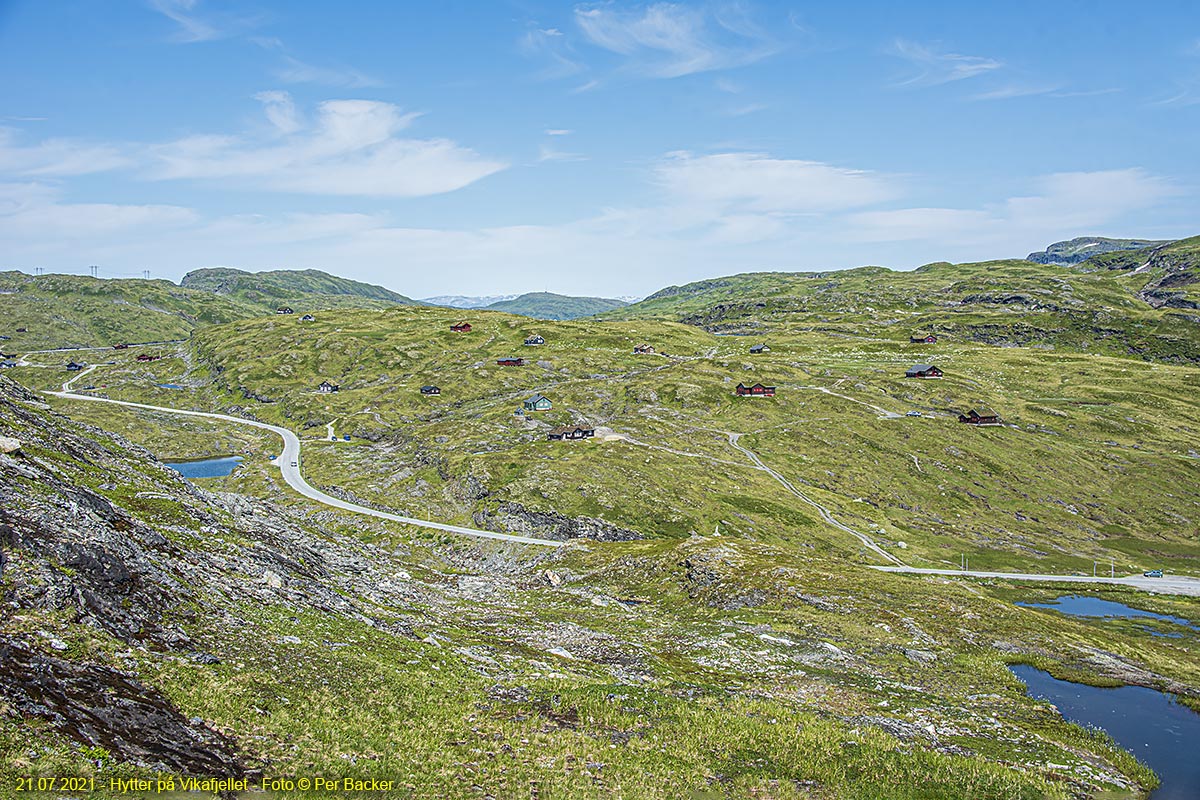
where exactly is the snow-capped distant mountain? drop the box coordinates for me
[421,294,520,309]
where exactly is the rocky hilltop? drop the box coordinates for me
[1026,236,1174,265]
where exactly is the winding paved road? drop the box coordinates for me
[42,387,1200,595]
[45,390,563,548]
[872,566,1200,597]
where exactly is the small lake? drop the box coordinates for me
[1017,595,1199,636]
[156,383,186,390]
[1010,665,1200,799]
[164,456,243,479]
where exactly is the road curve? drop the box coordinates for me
[42,391,1200,594]
[45,390,563,548]
[872,566,1200,597]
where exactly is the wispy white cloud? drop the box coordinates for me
[889,39,1003,87]
[545,128,573,136]
[0,182,197,243]
[253,91,302,134]
[655,151,896,215]
[1,96,506,199]
[722,102,767,116]
[969,84,1061,101]
[147,0,258,43]
[574,2,778,78]
[274,55,382,88]
[147,95,505,197]
[520,24,586,78]
[0,129,134,176]
[537,144,587,163]
[849,169,1177,244]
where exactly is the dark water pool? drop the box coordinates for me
[1016,595,1198,635]
[164,456,243,479]
[1010,665,1200,798]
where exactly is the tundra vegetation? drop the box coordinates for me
[1,242,1198,798]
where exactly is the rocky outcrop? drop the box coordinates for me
[0,639,245,777]
[1026,236,1173,266]
[472,502,643,541]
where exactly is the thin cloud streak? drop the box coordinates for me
[889,39,1003,87]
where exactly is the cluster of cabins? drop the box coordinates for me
[306,322,1000,440]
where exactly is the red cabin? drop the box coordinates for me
[910,335,937,344]
[958,408,1001,426]
[450,322,472,333]
[736,382,776,397]
[905,364,943,379]
[496,357,524,367]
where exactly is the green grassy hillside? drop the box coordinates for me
[180,267,418,308]
[481,291,629,319]
[0,271,259,350]
[5,373,1193,798]
[21,303,1197,581]
[597,254,1200,363]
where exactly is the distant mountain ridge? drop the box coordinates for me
[181,267,417,308]
[1026,236,1175,265]
[479,292,630,320]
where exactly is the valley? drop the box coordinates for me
[2,247,1199,799]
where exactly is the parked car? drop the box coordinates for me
[1143,569,1164,578]
[290,461,298,467]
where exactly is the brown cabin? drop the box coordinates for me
[548,425,596,441]
[958,408,1001,426]
[736,382,775,397]
[135,353,161,362]
[451,322,472,333]
[632,343,655,354]
[496,357,524,367]
[65,361,84,371]
[276,307,294,315]
[113,343,129,350]
[910,334,937,344]
[905,364,943,379]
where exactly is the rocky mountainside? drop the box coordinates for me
[1026,236,1174,265]
[1079,235,1200,310]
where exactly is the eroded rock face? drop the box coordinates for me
[0,639,244,777]
[472,501,643,542]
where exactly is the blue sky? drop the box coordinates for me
[1,0,1197,297]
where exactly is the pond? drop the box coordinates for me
[164,455,243,479]
[1010,665,1200,799]
[1017,595,1198,636]
[156,383,186,389]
